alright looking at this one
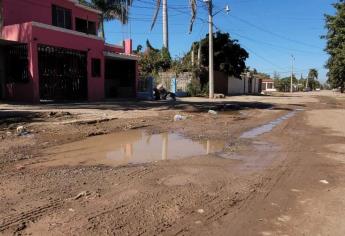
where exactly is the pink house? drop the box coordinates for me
[0,0,138,103]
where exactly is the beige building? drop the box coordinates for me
[261,78,276,92]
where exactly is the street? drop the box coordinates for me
[1,91,345,235]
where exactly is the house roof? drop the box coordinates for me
[262,78,274,83]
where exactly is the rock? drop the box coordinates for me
[15,222,26,232]
[197,209,205,214]
[16,165,25,170]
[320,179,329,184]
[6,131,11,136]
[214,93,225,99]
[208,110,218,115]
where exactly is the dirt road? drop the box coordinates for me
[1,91,344,235]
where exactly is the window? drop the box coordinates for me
[87,21,96,35]
[52,5,72,29]
[76,18,97,35]
[267,83,273,89]
[92,58,101,77]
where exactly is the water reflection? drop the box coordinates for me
[38,130,226,167]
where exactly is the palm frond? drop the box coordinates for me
[150,0,198,33]
[189,0,197,33]
[150,0,161,31]
[91,0,133,24]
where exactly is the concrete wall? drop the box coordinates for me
[228,76,261,95]
[157,72,192,92]
[228,76,245,95]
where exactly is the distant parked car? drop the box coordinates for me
[316,88,321,91]
[304,88,311,92]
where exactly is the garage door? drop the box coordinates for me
[38,45,87,101]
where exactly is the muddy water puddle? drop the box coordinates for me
[240,110,302,139]
[34,130,226,167]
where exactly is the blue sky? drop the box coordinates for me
[104,0,336,82]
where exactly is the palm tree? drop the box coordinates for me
[307,68,318,90]
[151,0,197,33]
[79,0,133,39]
[308,68,318,80]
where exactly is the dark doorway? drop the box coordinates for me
[105,59,136,98]
[248,78,253,94]
[38,45,87,101]
[0,43,29,100]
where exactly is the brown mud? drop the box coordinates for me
[1,92,345,235]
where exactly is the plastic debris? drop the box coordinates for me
[73,191,91,200]
[16,126,25,134]
[319,180,329,184]
[174,115,187,121]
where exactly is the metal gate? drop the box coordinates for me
[38,45,87,101]
[5,44,29,83]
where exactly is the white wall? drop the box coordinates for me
[228,76,245,95]
[228,76,261,95]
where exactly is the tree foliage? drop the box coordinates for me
[307,68,319,90]
[274,76,298,92]
[138,40,172,77]
[323,0,345,92]
[190,31,249,79]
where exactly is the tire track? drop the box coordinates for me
[0,199,62,232]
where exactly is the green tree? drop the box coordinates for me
[138,40,172,77]
[274,76,298,92]
[79,0,133,39]
[323,0,345,92]
[191,32,248,80]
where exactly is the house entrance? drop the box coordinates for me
[38,45,87,101]
[105,58,136,98]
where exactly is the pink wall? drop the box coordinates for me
[124,39,133,54]
[3,0,99,31]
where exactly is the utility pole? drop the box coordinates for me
[290,55,295,93]
[207,0,214,99]
[204,1,230,99]
[162,0,169,50]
